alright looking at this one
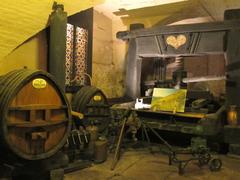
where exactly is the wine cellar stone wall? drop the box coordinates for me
[92,10,120,98]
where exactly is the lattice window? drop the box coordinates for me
[65,24,74,86]
[65,24,88,86]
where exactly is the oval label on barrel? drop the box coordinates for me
[32,78,47,89]
[93,95,102,101]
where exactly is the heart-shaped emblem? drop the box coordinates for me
[166,35,187,49]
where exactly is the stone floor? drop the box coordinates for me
[65,148,240,180]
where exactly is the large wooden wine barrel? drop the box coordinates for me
[72,86,109,133]
[0,69,71,160]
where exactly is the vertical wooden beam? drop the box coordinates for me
[29,110,36,122]
[45,109,51,121]
[225,9,240,123]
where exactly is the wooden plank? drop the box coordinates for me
[7,119,68,128]
[84,114,109,117]
[112,107,205,119]
[9,104,68,111]
[120,20,240,40]
[111,112,128,170]
[137,109,205,118]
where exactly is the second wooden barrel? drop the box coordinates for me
[0,69,71,160]
[72,86,110,133]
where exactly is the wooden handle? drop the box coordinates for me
[71,111,84,119]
